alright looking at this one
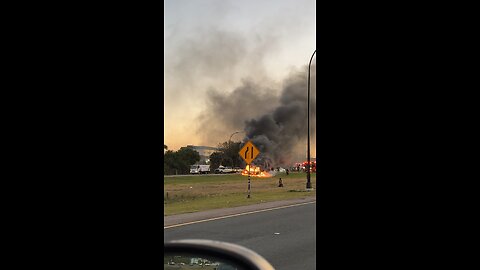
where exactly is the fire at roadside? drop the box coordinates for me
[241,164,273,178]
[240,160,316,178]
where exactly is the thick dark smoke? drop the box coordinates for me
[165,0,316,154]
[196,79,280,144]
[244,66,316,167]
[198,65,316,167]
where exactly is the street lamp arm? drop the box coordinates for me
[309,50,316,67]
[226,131,245,169]
[229,131,245,142]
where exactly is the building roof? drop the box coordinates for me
[187,145,219,151]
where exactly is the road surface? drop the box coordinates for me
[164,201,316,270]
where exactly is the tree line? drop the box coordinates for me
[163,141,246,175]
[163,145,200,175]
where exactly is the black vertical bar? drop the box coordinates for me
[247,163,251,198]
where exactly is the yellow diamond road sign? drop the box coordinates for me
[239,141,260,164]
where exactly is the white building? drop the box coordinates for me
[187,145,219,164]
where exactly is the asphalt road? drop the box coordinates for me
[164,202,316,270]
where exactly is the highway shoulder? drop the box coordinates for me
[164,197,316,228]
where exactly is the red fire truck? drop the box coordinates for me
[302,161,316,173]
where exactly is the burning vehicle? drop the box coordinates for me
[241,164,273,178]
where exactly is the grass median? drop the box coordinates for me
[164,172,316,216]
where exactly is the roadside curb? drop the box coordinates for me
[164,196,316,227]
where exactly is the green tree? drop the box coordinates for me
[163,146,200,175]
[216,141,244,168]
[209,151,224,170]
[177,147,200,169]
[164,150,176,175]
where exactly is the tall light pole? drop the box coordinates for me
[306,49,316,190]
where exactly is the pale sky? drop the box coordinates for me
[164,0,316,160]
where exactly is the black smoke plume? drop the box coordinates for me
[198,65,316,167]
[244,66,316,167]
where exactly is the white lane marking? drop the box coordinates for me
[164,201,316,229]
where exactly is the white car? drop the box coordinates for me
[215,166,234,174]
[222,167,234,173]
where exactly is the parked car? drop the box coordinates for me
[214,166,235,174]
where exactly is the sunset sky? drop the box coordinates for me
[164,0,316,160]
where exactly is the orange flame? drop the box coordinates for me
[241,165,272,178]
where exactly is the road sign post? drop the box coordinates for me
[239,141,260,199]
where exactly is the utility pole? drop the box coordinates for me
[306,49,316,190]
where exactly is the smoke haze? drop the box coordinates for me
[197,65,316,167]
[164,0,316,159]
